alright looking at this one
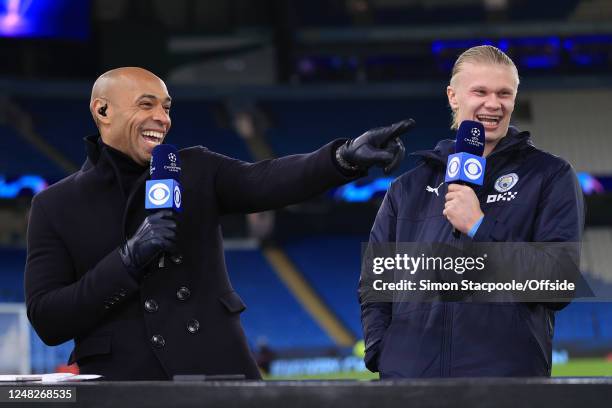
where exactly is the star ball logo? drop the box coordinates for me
[165,152,181,174]
[471,127,481,137]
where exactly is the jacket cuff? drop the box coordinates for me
[472,215,510,242]
[363,338,382,372]
[330,139,367,179]
[467,215,484,238]
[94,249,140,311]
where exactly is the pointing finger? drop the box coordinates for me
[373,119,416,146]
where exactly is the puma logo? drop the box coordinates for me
[425,182,444,197]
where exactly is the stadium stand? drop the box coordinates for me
[582,227,612,284]
[260,97,454,174]
[0,124,66,180]
[516,89,612,174]
[17,98,253,167]
[280,235,364,337]
[166,101,253,162]
[294,0,579,27]
[225,248,333,349]
[17,98,97,169]
[0,248,25,303]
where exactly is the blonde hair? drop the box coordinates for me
[449,45,519,129]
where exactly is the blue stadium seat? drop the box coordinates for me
[18,98,253,172]
[17,98,96,169]
[281,235,364,337]
[0,249,26,302]
[168,101,252,162]
[260,97,454,175]
[0,125,66,180]
[226,248,333,349]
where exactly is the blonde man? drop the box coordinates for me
[360,46,584,378]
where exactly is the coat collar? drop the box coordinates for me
[81,134,150,241]
[411,126,533,165]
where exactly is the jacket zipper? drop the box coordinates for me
[440,303,453,376]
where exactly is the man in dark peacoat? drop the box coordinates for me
[24,67,413,380]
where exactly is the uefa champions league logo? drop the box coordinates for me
[165,152,180,173]
[466,127,483,148]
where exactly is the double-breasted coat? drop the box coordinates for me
[25,135,353,380]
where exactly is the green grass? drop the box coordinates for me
[551,358,612,377]
[267,358,612,380]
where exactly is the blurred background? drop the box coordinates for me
[0,0,611,378]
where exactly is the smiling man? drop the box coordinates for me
[89,68,173,164]
[25,67,414,380]
[360,46,584,378]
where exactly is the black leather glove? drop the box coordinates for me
[336,119,415,174]
[119,210,177,274]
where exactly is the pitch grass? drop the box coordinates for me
[267,358,612,380]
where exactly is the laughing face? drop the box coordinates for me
[92,68,172,165]
[447,62,518,155]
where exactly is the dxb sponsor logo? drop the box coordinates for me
[487,191,518,203]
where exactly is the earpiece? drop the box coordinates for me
[98,104,108,117]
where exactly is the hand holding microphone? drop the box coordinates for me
[120,144,183,277]
[443,184,484,234]
[444,120,486,237]
[119,210,177,273]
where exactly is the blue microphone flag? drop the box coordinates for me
[445,120,486,185]
[150,144,181,180]
[146,144,183,211]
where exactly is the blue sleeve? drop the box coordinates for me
[467,215,484,238]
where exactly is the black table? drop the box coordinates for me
[1,378,611,407]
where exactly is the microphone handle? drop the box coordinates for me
[451,181,467,239]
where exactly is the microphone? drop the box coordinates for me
[146,144,183,212]
[444,120,486,238]
[145,144,182,268]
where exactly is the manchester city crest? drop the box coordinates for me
[494,173,519,193]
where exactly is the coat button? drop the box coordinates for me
[144,299,159,313]
[176,286,191,301]
[151,334,165,348]
[187,319,200,334]
[171,254,183,265]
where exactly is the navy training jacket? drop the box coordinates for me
[360,127,585,378]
